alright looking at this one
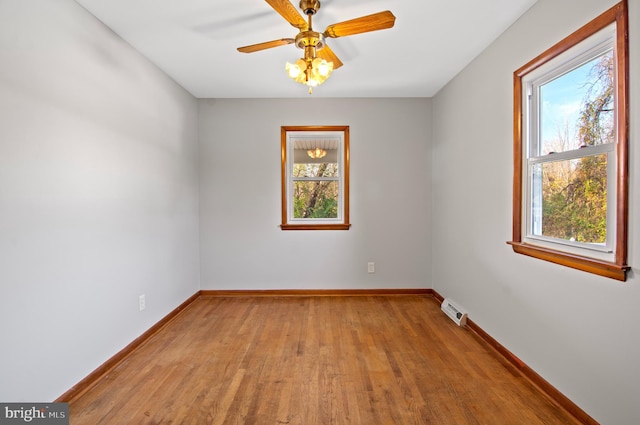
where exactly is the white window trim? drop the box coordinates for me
[520,24,616,262]
[286,131,345,225]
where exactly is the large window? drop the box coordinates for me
[281,126,350,230]
[509,1,629,280]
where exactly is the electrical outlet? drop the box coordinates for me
[139,294,146,311]
[368,262,375,273]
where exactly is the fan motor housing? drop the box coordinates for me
[295,31,325,50]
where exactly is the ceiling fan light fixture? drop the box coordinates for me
[313,57,332,77]
[307,147,327,159]
[286,59,306,80]
[285,56,333,93]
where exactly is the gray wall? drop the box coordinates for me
[432,0,640,423]
[198,98,432,290]
[0,0,200,401]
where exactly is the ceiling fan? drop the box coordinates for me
[237,0,396,93]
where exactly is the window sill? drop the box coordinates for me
[507,241,629,281]
[281,223,351,231]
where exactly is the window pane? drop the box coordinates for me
[531,154,608,244]
[293,181,339,218]
[539,50,614,155]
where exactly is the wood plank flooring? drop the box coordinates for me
[69,295,581,424]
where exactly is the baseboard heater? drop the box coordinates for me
[441,298,468,326]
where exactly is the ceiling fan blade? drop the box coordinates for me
[323,10,395,38]
[237,38,295,53]
[265,0,308,30]
[317,45,343,69]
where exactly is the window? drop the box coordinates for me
[509,1,629,280]
[281,126,350,230]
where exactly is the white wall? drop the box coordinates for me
[0,0,200,401]
[432,0,640,423]
[198,98,431,290]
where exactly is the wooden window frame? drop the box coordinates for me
[508,1,629,281]
[280,125,351,231]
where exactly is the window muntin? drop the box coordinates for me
[281,126,350,230]
[510,1,629,281]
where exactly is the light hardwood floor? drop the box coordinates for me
[69,295,581,424]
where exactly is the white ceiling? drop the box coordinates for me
[73,0,538,99]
